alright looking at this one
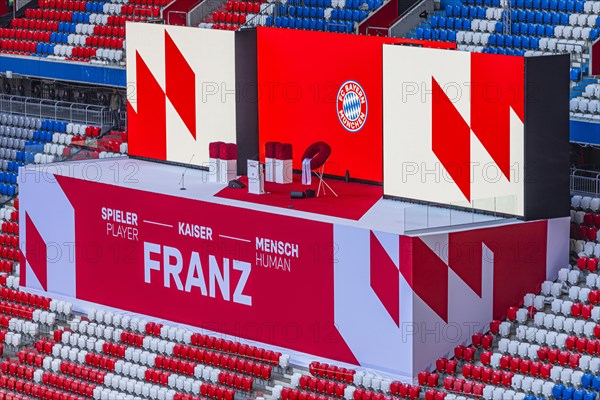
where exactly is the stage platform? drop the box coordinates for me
[19,157,570,379]
[23,157,505,234]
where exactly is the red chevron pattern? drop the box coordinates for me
[128,29,197,160]
[165,31,196,140]
[25,212,47,291]
[431,53,524,202]
[432,76,471,202]
[370,231,400,327]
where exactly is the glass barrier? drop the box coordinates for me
[402,194,517,232]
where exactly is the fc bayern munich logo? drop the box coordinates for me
[337,80,368,133]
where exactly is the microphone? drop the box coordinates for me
[179,154,195,190]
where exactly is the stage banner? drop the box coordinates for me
[383,46,569,220]
[19,167,568,377]
[20,171,359,366]
[126,24,259,174]
[257,28,454,183]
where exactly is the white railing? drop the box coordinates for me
[0,94,112,126]
[571,168,600,196]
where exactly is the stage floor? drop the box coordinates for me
[25,157,512,235]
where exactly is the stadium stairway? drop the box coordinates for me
[163,0,203,24]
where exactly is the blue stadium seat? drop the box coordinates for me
[575,390,588,400]
[531,37,540,47]
[448,30,456,41]
[440,30,448,41]
[526,23,535,35]
[455,18,463,29]
[553,386,566,400]
[513,36,522,47]
[302,18,309,29]
[558,0,566,10]
[586,392,598,400]
[526,10,535,21]
[534,10,543,22]
[416,27,424,38]
[576,1,583,11]
[497,34,505,46]
[522,36,530,48]
[512,22,520,33]
[430,15,438,27]
[582,374,594,389]
[463,19,471,29]
[424,28,432,39]
[517,0,524,7]
[495,21,502,31]
[566,0,574,10]
[536,24,544,35]
[560,12,569,24]
[489,33,497,45]
[505,35,514,46]
[543,12,551,23]
[445,4,454,16]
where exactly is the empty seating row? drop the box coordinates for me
[273,17,356,31]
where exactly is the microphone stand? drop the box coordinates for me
[179,154,195,190]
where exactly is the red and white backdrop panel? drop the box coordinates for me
[19,170,568,378]
[256,28,455,183]
[383,46,526,216]
[126,23,237,168]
